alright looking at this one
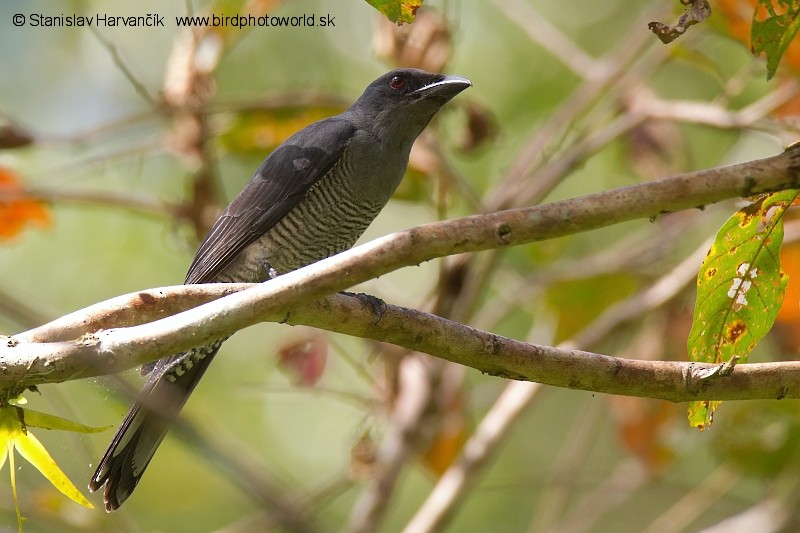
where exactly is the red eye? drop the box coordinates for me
[390,75,406,90]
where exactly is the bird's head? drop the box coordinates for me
[350,68,472,145]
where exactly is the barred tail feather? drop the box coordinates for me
[89,341,223,511]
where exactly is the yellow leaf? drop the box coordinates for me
[0,429,9,472]
[8,443,24,533]
[13,428,93,509]
[0,404,100,520]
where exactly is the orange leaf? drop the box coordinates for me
[421,390,468,476]
[422,422,467,476]
[0,167,50,241]
[774,239,800,350]
[777,240,800,323]
[610,396,676,473]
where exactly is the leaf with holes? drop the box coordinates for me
[364,0,423,24]
[752,0,800,79]
[648,0,711,44]
[687,189,798,429]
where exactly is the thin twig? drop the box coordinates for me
[403,380,544,533]
[631,80,800,133]
[0,188,182,219]
[490,0,604,80]
[643,464,740,533]
[0,288,50,331]
[90,27,159,109]
[347,357,439,533]
[528,399,607,531]
[551,460,649,533]
[564,238,711,350]
[487,3,669,209]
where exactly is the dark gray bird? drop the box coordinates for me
[89,68,471,511]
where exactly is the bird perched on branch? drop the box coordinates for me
[89,68,471,511]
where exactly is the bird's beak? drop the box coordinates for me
[414,75,472,99]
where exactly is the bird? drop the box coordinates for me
[89,68,471,511]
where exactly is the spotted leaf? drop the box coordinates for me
[365,0,423,24]
[752,0,800,79]
[687,189,798,429]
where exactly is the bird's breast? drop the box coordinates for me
[216,156,389,283]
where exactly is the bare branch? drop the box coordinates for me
[491,0,604,80]
[0,188,182,220]
[403,380,544,533]
[4,147,800,400]
[7,273,800,402]
[90,27,158,108]
[630,80,800,133]
[488,3,668,208]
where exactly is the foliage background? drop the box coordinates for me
[1,0,799,531]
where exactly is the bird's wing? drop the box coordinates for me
[185,117,357,284]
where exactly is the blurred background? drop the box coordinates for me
[1,0,800,531]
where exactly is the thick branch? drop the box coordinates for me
[4,147,800,398]
[7,285,800,402]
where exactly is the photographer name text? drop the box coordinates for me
[13,12,334,28]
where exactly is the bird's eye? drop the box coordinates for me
[389,75,406,90]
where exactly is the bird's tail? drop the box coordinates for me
[89,340,224,511]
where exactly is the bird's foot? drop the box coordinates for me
[342,292,387,325]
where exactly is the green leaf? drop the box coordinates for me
[22,409,111,433]
[751,0,800,79]
[687,189,798,429]
[687,399,722,429]
[364,0,423,24]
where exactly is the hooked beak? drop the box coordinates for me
[414,75,472,99]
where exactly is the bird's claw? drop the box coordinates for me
[342,291,387,324]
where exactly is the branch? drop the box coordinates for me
[0,188,181,220]
[5,147,800,398]
[403,380,545,533]
[7,280,800,402]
